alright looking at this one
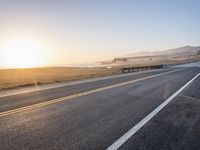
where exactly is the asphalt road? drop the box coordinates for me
[0,66,200,150]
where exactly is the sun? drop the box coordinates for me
[3,37,46,68]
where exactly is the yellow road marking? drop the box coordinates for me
[0,68,184,117]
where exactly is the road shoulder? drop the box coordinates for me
[120,76,200,150]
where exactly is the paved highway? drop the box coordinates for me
[0,64,200,150]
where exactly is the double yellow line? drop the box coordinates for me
[0,68,184,118]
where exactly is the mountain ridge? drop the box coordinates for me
[121,46,200,58]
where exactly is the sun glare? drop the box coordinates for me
[3,38,46,68]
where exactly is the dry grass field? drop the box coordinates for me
[0,67,121,90]
[0,56,199,91]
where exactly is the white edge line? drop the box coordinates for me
[106,72,200,150]
[0,68,177,98]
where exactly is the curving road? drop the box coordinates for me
[0,64,200,150]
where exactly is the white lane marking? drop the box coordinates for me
[106,72,200,150]
[0,68,176,98]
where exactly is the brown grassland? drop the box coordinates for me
[0,67,121,90]
[0,56,199,91]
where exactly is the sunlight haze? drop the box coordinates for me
[0,0,200,68]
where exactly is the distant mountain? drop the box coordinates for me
[100,46,200,66]
[122,46,200,58]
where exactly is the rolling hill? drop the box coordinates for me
[100,46,200,66]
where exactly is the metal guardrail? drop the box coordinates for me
[121,65,164,73]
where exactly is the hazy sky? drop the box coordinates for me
[0,0,200,67]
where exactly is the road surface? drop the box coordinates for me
[0,64,200,150]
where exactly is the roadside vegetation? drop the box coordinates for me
[0,56,199,90]
[0,67,121,90]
